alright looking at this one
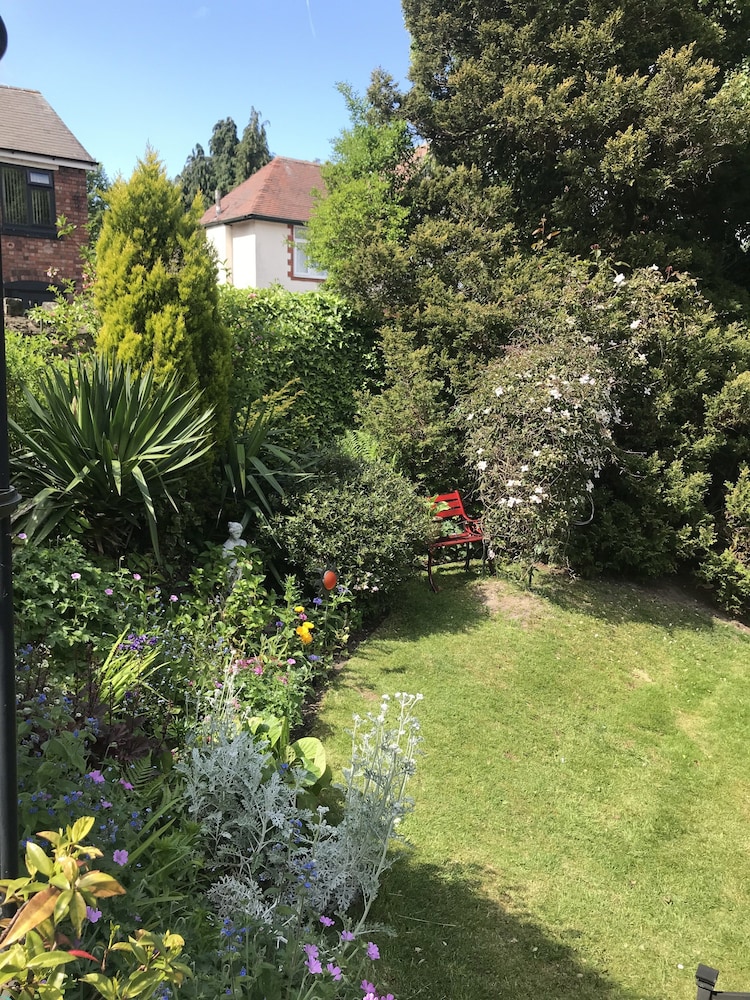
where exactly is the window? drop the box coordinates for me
[292,225,327,280]
[1,165,55,235]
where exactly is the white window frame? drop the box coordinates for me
[292,225,327,280]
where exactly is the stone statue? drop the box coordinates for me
[222,521,247,587]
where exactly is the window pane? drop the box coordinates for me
[30,187,53,226]
[28,170,51,186]
[2,168,26,225]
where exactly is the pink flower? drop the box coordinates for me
[367,942,380,961]
[319,915,334,927]
[132,573,141,581]
[280,675,289,685]
[113,849,128,866]
[71,572,81,581]
[86,906,102,923]
[253,664,263,676]
[104,588,114,596]
[306,957,322,975]
[341,930,355,942]
[17,533,27,540]
[101,800,112,809]
[119,779,134,790]
[87,770,105,784]
[327,962,342,980]
[169,594,178,602]
[362,982,376,995]
[303,944,319,960]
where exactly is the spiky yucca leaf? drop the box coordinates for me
[11,354,213,560]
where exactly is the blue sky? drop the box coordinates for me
[0,1,412,182]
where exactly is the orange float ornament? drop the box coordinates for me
[322,569,338,591]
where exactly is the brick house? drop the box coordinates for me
[200,156,327,291]
[0,85,97,308]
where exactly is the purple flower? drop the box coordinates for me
[119,779,134,790]
[362,981,376,995]
[313,597,323,606]
[113,849,128,866]
[169,594,178,602]
[104,588,114,596]
[303,944,319,960]
[367,942,380,961]
[319,915,334,927]
[132,573,141,581]
[280,675,289,685]
[327,962,342,981]
[87,770,105,784]
[86,906,102,923]
[101,800,112,809]
[341,930,355,942]
[306,957,323,975]
[309,654,320,661]
[71,572,81,581]
[253,664,263,676]
[17,533,27,540]
[287,658,296,665]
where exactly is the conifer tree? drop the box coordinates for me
[94,150,232,444]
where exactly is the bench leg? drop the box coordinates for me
[427,549,439,592]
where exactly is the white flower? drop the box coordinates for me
[477,460,488,471]
[637,352,647,362]
[586,480,594,492]
[560,409,570,419]
[494,386,504,396]
[579,374,592,384]
[520,464,529,472]
[467,412,474,421]
[614,273,626,285]
[650,264,660,271]
[532,449,541,457]
[630,319,641,330]
[549,388,562,399]
[530,494,542,504]
[483,407,491,414]
[477,448,484,455]
[644,386,652,395]
[543,406,552,413]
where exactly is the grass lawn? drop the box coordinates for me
[314,567,750,1000]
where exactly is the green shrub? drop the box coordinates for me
[219,284,375,449]
[6,328,57,433]
[272,454,434,602]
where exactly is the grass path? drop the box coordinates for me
[314,569,750,1000]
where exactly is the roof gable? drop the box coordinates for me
[0,86,96,167]
[201,156,325,227]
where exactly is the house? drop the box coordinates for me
[0,85,97,309]
[200,156,327,292]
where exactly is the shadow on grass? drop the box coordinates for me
[531,570,737,636]
[370,854,649,1000]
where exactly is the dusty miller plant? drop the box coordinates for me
[179,693,422,934]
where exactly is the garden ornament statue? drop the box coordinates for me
[222,521,247,587]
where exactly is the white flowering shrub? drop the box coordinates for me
[464,336,620,574]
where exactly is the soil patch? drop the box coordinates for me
[475,579,547,628]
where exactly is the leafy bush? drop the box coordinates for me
[6,328,57,434]
[219,285,375,449]
[11,354,214,560]
[697,465,750,615]
[272,455,434,602]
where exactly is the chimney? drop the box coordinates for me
[215,188,222,215]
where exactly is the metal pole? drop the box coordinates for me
[0,15,22,882]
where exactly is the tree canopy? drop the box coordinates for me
[178,109,271,209]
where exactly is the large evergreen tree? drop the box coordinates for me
[402,0,750,294]
[178,108,271,209]
[94,150,232,444]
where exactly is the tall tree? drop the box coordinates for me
[209,117,240,198]
[402,0,750,295]
[94,150,232,444]
[178,143,216,209]
[234,107,271,187]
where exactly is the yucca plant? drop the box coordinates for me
[11,354,214,560]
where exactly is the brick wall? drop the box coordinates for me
[1,164,90,290]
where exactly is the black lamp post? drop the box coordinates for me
[0,14,22,883]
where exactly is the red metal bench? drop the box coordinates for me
[427,491,487,591]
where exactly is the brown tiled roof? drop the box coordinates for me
[201,156,326,227]
[0,86,97,166]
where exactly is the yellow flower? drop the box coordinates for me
[296,626,314,645]
[294,605,305,613]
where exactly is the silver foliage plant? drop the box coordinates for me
[178,693,423,933]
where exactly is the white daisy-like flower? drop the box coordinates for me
[614,273,626,285]
[630,319,641,330]
[477,460,487,471]
[494,386,504,396]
